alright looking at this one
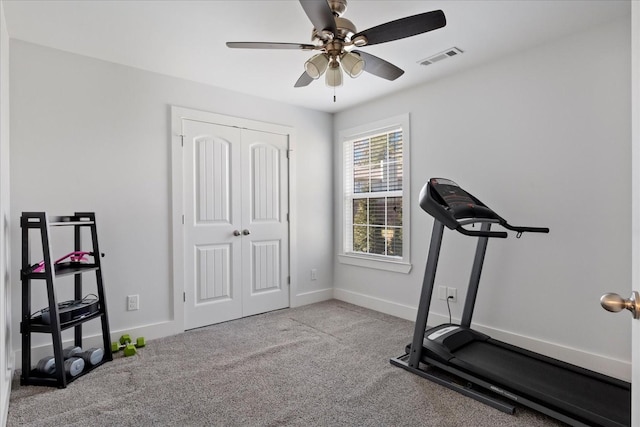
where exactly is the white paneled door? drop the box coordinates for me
[182,119,289,330]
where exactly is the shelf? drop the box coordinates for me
[21,357,113,388]
[24,310,104,334]
[49,221,95,227]
[24,263,99,280]
[21,214,95,228]
[21,211,112,388]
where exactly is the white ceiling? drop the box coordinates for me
[2,0,630,113]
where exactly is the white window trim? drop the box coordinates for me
[338,113,411,274]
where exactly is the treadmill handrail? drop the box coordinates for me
[453,219,548,239]
[457,218,501,226]
[456,226,508,238]
[503,223,550,234]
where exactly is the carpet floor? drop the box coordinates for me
[8,300,562,426]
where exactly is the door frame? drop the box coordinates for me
[170,106,297,332]
[632,2,639,424]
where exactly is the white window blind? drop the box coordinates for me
[344,127,404,258]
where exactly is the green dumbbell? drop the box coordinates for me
[112,334,146,356]
[111,341,136,356]
[123,343,137,357]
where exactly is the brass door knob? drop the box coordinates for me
[600,291,640,319]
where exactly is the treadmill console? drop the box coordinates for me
[419,178,502,231]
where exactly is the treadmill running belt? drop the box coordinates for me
[449,340,630,426]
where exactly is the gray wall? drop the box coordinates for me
[333,18,632,379]
[9,40,334,361]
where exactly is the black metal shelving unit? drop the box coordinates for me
[20,212,112,388]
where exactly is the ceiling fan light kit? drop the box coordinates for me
[305,53,330,79]
[325,61,343,87]
[227,0,446,96]
[340,52,365,78]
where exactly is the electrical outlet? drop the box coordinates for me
[438,286,447,301]
[311,269,318,281]
[447,287,457,303]
[127,295,139,311]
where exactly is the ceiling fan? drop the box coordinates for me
[226,0,446,90]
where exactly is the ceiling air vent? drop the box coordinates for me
[418,47,463,66]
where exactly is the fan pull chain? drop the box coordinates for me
[333,85,336,103]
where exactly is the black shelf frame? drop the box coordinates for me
[20,212,113,388]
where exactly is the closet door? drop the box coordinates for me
[241,129,289,317]
[182,120,289,330]
[183,120,243,329]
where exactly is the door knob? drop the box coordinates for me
[242,229,250,236]
[233,230,241,236]
[600,291,640,319]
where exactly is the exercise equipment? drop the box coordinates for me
[35,346,104,378]
[63,357,85,377]
[79,347,105,366]
[27,250,105,275]
[30,251,92,273]
[36,351,79,378]
[35,355,56,376]
[34,295,100,325]
[111,334,146,357]
[62,345,82,359]
[390,178,631,427]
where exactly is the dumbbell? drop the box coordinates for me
[36,346,85,377]
[35,355,56,376]
[80,347,104,366]
[35,354,84,377]
[63,346,104,365]
[63,345,82,359]
[119,334,146,347]
[36,346,103,377]
[111,334,146,357]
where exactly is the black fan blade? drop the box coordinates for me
[353,10,446,47]
[294,72,314,88]
[226,42,316,50]
[353,50,404,81]
[299,0,336,35]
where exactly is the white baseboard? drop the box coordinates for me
[1,355,12,427]
[333,287,631,382]
[291,288,333,307]
[1,382,9,427]
[333,288,417,321]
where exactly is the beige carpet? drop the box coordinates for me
[8,300,561,426]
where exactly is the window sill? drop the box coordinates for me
[337,254,412,274]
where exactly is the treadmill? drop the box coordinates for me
[390,178,631,427]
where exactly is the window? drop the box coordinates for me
[339,114,411,273]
